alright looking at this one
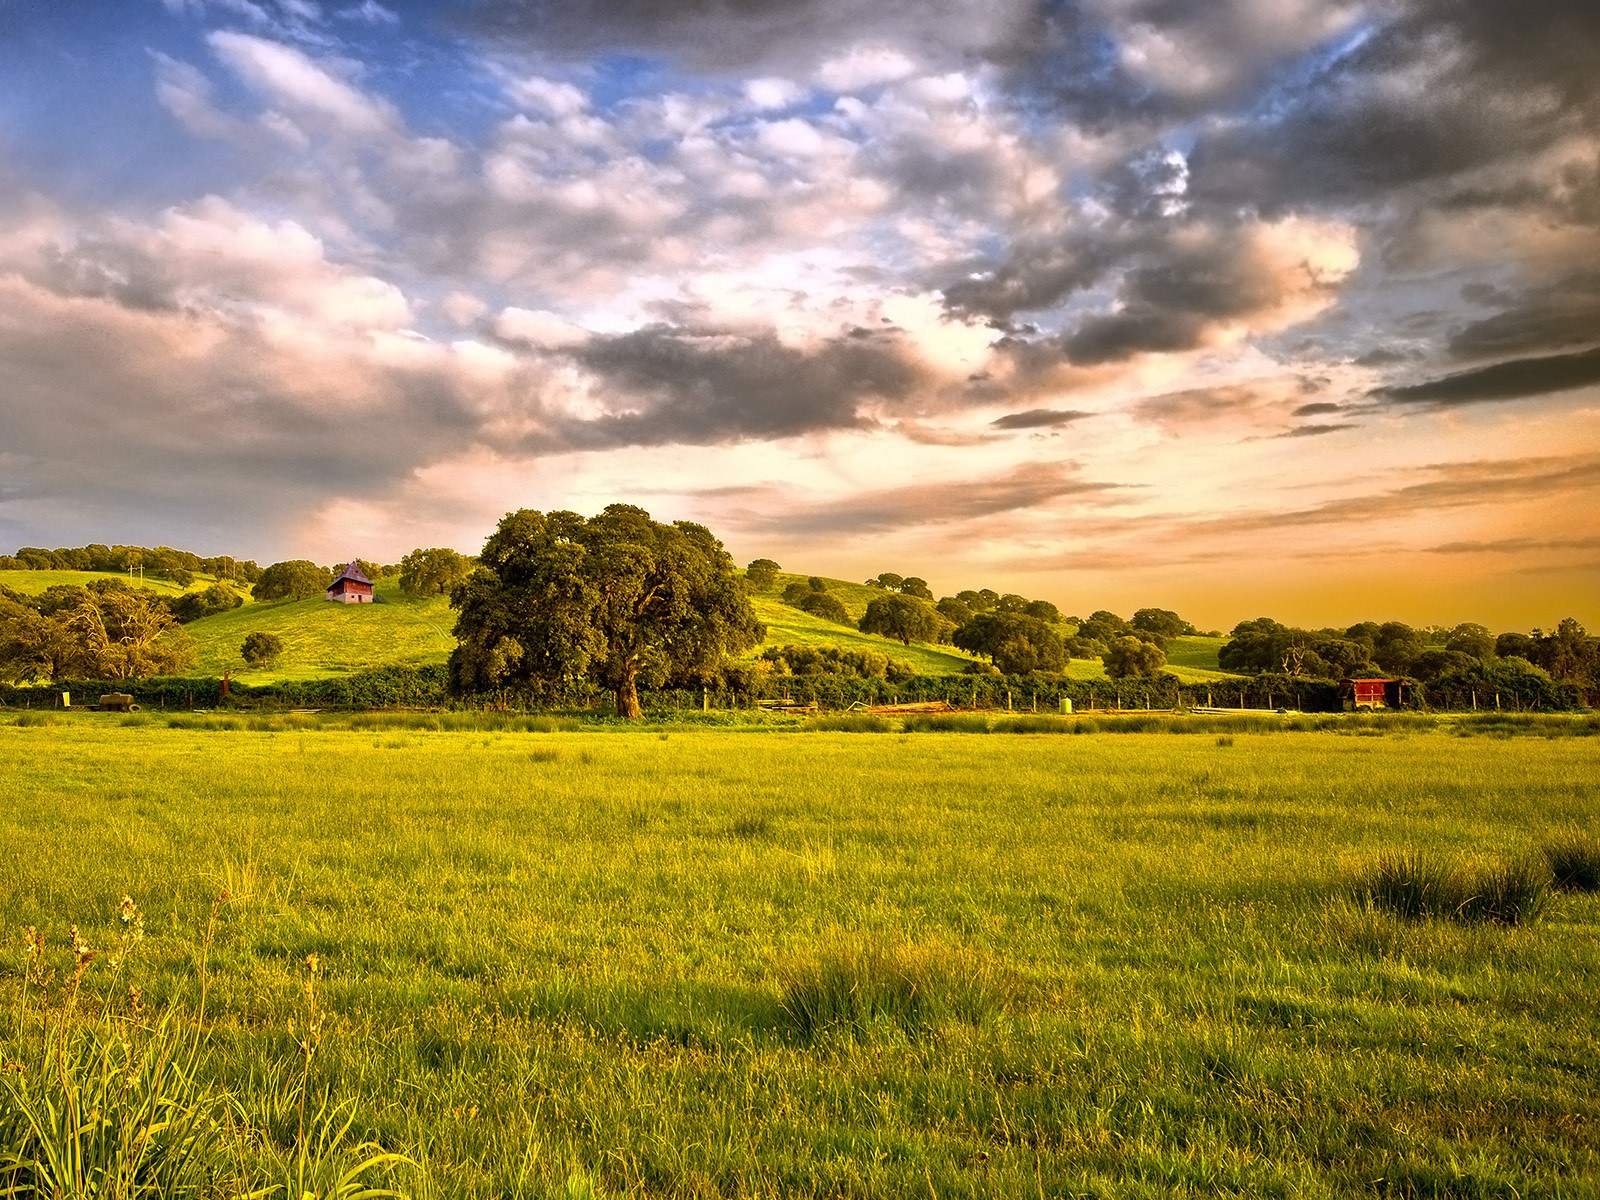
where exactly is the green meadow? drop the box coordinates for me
[3,715,1597,1197]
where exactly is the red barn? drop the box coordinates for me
[1341,677,1403,710]
[325,561,374,604]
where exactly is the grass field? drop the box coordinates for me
[3,716,1596,1197]
[186,578,456,682]
[0,568,242,600]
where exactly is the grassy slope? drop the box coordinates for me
[0,568,245,600]
[186,577,455,682]
[1,722,1595,1198]
[4,567,1239,683]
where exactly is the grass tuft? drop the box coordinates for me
[1360,851,1551,926]
[1542,827,1600,892]
[777,936,1002,1040]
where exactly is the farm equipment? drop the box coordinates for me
[96,693,141,712]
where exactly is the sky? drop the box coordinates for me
[1,0,1597,630]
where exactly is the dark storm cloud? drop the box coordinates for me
[1447,274,1600,360]
[1186,0,1600,215]
[562,323,928,448]
[729,460,1128,536]
[1374,346,1600,407]
[990,408,1094,431]
[1291,402,1342,417]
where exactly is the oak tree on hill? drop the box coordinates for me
[744,558,781,590]
[253,560,332,601]
[858,593,944,645]
[399,547,472,598]
[449,505,763,718]
[1104,635,1166,679]
[952,612,1065,675]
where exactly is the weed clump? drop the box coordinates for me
[804,714,892,733]
[1360,851,1550,926]
[1542,827,1600,892]
[778,937,1001,1040]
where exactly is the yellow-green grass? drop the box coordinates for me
[185,577,454,682]
[2,719,1596,1198]
[1161,634,1240,682]
[0,568,246,600]
[749,593,979,675]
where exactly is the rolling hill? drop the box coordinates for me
[3,567,1237,683]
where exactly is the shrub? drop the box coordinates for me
[778,937,999,1040]
[805,714,892,732]
[1542,828,1600,892]
[241,631,284,667]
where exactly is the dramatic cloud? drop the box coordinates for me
[1376,347,1600,407]
[0,0,1597,624]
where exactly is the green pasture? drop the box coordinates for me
[185,578,455,682]
[0,568,241,599]
[1162,635,1235,683]
[748,594,978,675]
[2,718,1596,1197]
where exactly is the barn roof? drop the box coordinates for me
[329,561,372,587]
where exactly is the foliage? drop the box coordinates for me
[1104,634,1166,679]
[857,594,945,646]
[253,561,333,602]
[1131,607,1195,640]
[743,559,781,590]
[170,582,244,624]
[758,644,913,682]
[241,631,284,667]
[795,591,850,624]
[398,547,472,599]
[952,611,1065,674]
[934,597,972,626]
[450,505,763,717]
[1,584,200,682]
[0,543,259,581]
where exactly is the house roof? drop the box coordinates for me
[328,561,372,588]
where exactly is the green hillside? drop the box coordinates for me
[5,565,1239,685]
[186,578,454,682]
[0,568,241,600]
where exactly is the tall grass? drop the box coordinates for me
[1360,851,1551,925]
[1542,826,1600,892]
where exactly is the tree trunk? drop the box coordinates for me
[615,667,643,719]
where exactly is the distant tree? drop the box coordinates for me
[1495,632,1536,661]
[1131,607,1195,640]
[253,560,333,601]
[859,594,943,646]
[0,592,70,681]
[953,612,1065,675]
[797,591,850,624]
[744,558,781,590]
[449,506,762,718]
[1104,635,1166,679]
[1372,622,1424,675]
[1410,648,1474,683]
[936,597,974,626]
[241,631,284,667]
[1444,622,1495,660]
[1024,599,1062,624]
[1528,618,1598,686]
[1077,610,1131,643]
[171,582,244,623]
[898,576,934,600]
[167,567,195,587]
[995,593,1029,614]
[399,547,472,599]
[866,572,904,591]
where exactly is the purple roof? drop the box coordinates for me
[328,561,372,588]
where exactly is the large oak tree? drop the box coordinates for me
[449,505,763,718]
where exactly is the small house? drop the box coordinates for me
[326,562,374,604]
[1341,677,1403,710]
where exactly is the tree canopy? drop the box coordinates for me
[1104,635,1166,679]
[858,594,945,646]
[449,505,763,717]
[253,560,332,601]
[744,558,781,590]
[399,547,472,599]
[952,612,1065,675]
